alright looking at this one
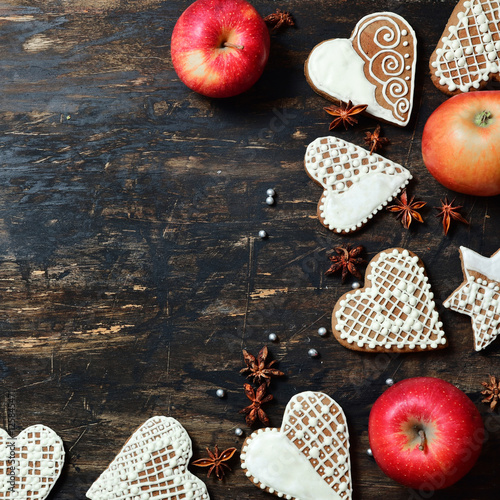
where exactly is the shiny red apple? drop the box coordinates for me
[369,377,483,491]
[422,91,500,196]
[171,0,270,98]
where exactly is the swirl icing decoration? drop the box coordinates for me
[430,0,500,94]
[305,12,416,127]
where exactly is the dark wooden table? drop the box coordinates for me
[0,0,499,498]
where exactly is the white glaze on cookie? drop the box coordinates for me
[0,425,65,500]
[241,392,351,500]
[306,12,416,126]
[444,246,500,351]
[431,0,500,93]
[86,416,209,500]
[304,136,411,233]
[333,249,447,352]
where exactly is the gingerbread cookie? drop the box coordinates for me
[87,416,209,500]
[430,0,500,94]
[305,12,417,127]
[305,136,411,233]
[444,246,500,351]
[332,248,447,352]
[0,424,65,500]
[241,391,351,500]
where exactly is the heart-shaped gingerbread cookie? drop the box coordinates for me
[305,136,411,233]
[430,0,500,94]
[86,416,209,500]
[305,12,417,126]
[0,424,65,500]
[332,248,447,352]
[241,391,351,500]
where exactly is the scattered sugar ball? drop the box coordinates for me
[366,448,373,457]
[266,196,275,206]
[318,327,328,337]
[258,230,267,239]
[351,281,361,289]
[216,389,226,398]
[235,428,244,437]
[266,188,276,197]
[268,333,278,342]
[386,378,394,386]
[308,348,319,358]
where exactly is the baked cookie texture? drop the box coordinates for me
[305,12,417,127]
[430,0,500,94]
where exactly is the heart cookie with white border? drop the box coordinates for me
[332,248,447,352]
[241,391,352,500]
[305,12,417,126]
[0,424,65,499]
[86,416,209,500]
[305,136,411,233]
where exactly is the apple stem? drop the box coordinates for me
[418,429,426,452]
[223,41,244,50]
[474,110,493,127]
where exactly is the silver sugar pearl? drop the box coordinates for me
[216,389,226,398]
[386,378,394,386]
[266,188,276,197]
[268,333,278,342]
[352,281,361,289]
[235,428,244,437]
[308,348,319,358]
[258,230,268,239]
[366,448,373,457]
[318,327,327,337]
[265,196,275,206]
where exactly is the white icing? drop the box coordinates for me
[241,392,352,500]
[432,0,500,92]
[461,246,500,281]
[333,248,447,351]
[86,417,209,500]
[0,425,65,500]
[305,136,412,233]
[306,12,416,126]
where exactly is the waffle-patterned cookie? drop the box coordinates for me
[87,416,209,500]
[444,246,500,351]
[0,425,65,500]
[241,391,351,500]
[430,0,500,94]
[332,248,447,352]
[305,12,417,126]
[305,137,411,233]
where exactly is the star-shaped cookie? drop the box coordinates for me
[444,246,500,351]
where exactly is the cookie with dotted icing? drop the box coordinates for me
[241,391,351,500]
[430,0,500,94]
[305,12,417,127]
[332,248,447,353]
[0,424,65,500]
[305,136,412,233]
[444,246,500,350]
[86,416,209,500]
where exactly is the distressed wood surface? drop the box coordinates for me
[0,0,499,498]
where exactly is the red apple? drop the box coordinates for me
[422,91,500,196]
[369,377,483,491]
[171,0,270,98]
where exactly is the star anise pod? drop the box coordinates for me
[240,346,284,386]
[481,375,500,410]
[435,196,469,235]
[364,124,390,155]
[324,100,368,130]
[325,244,366,283]
[192,445,237,480]
[264,9,295,32]
[387,190,426,229]
[239,383,273,426]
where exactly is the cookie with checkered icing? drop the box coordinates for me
[241,391,351,500]
[305,136,412,233]
[430,0,500,94]
[86,416,209,500]
[332,248,448,353]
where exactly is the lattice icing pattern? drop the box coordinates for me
[0,425,65,499]
[86,416,209,500]
[241,392,351,500]
[304,137,411,233]
[444,246,500,351]
[430,0,500,93]
[332,248,447,352]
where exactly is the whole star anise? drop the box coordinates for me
[325,244,366,283]
[264,9,295,32]
[324,101,368,130]
[387,190,426,229]
[192,445,237,480]
[240,346,284,386]
[240,383,273,426]
[481,375,500,410]
[364,125,390,155]
[435,197,469,235]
